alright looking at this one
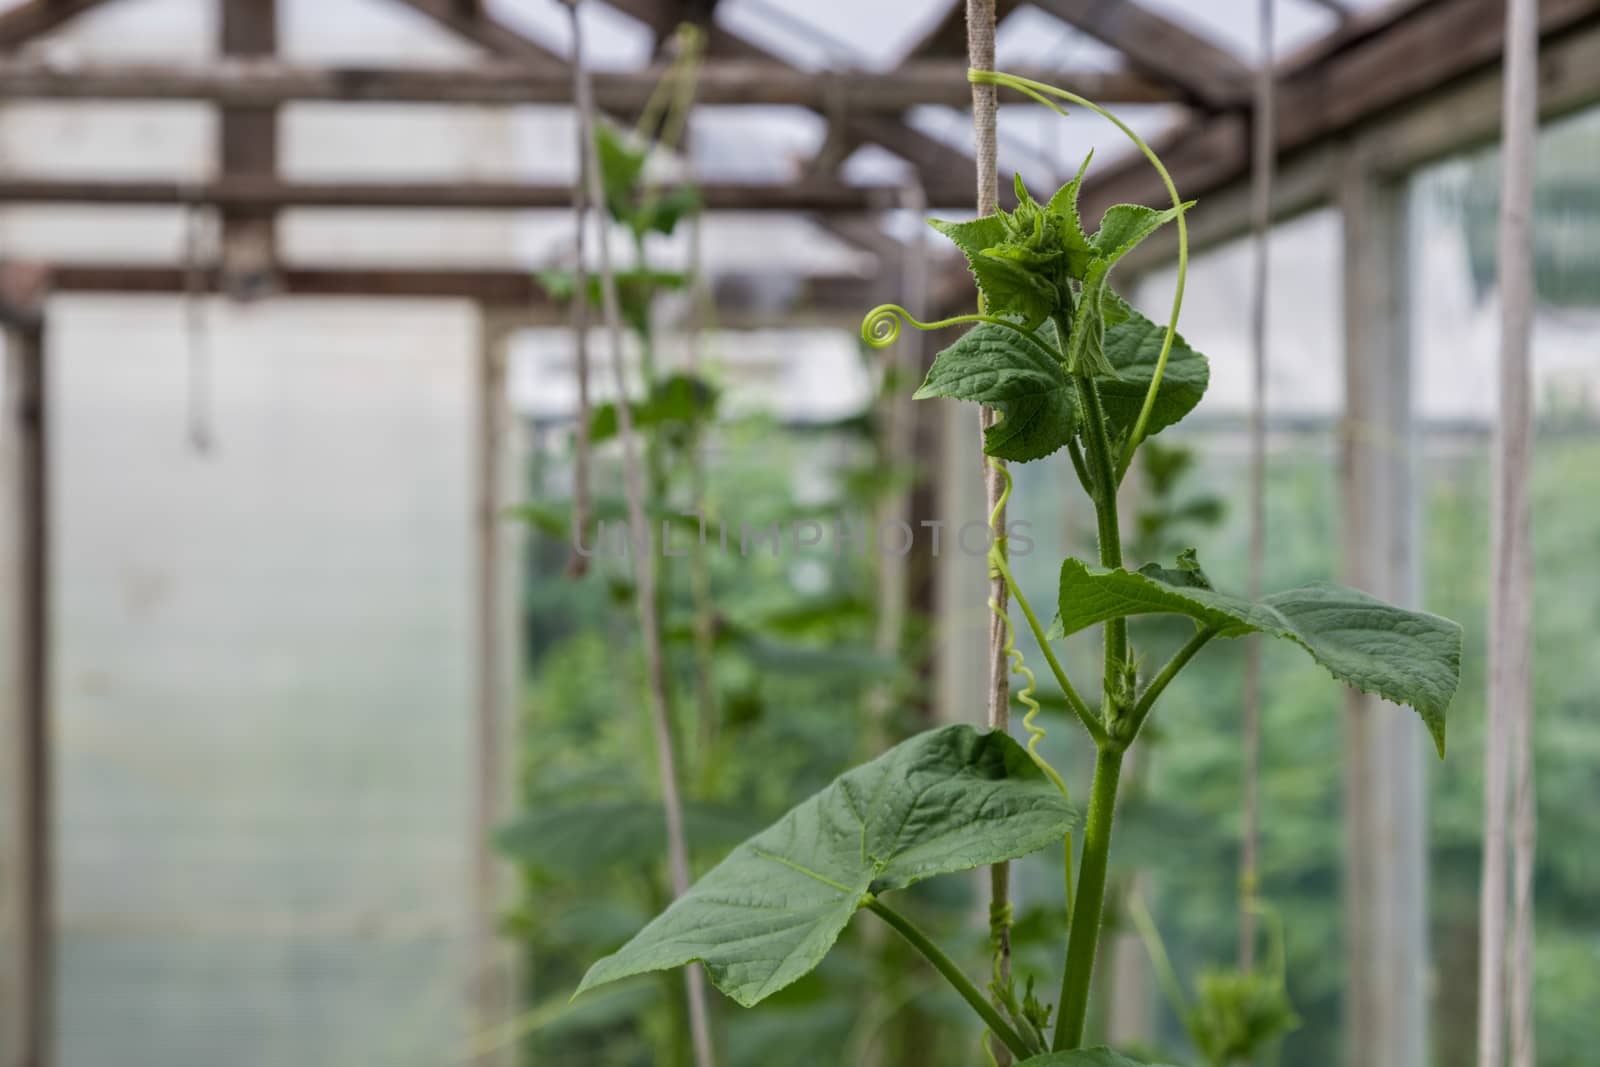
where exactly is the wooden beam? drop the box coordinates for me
[0,0,116,50]
[1027,0,1252,107]
[1,282,51,1067]
[0,56,1178,107]
[219,0,278,293]
[40,263,875,309]
[0,175,979,210]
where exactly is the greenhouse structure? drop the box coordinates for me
[0,0,1594,1065]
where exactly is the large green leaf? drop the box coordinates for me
[576,724,1077,1006]
[1096,306,1210,441]
[1019,1048,1175,1066]
[495,801,758,877]
[1048,555,1461,756]
[915,324,1077,461]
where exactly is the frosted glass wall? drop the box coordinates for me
[47,297,479,1067]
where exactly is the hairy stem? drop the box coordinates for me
[866,898,1030,1060]
[1053,746,1125,1049]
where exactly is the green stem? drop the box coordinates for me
[1052,746,1125,1049]
[866,898,1031,1059]
[989,551,1105,745]
[1122,626,1217,744]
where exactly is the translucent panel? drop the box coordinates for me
[1411,107,1600,420]
[716,0,952,71]
[509,324,871,423]
[0,103,212,180]
[17,0,212,62]
[486,0,654,71]
[280,209,528,268]
[281,0,484,67]
[996,7,1123,70]
[689,107,827,182]
[1136,208,1344,417]
[49,297,478,1067]
[0,206,188,264]
[281,104,529,182]
[1137,0,1336,62]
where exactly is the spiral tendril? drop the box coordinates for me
[860,303,1061,365]
[985,467,1069,798]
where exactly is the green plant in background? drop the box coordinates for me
[573,73,1463,1065]
[499,48,949,1063]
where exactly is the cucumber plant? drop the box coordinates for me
[573,72,1462,1065]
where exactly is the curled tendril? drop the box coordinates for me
[985,467,1069,798]
[860,303,1061,364]
[968,68,1190,482]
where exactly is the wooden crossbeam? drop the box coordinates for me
[0,175,977,210]
[1027,0,1251,107]
[0,56,1176,107]
[41,263,873,311]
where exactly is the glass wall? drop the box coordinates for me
[49,298,480,1066]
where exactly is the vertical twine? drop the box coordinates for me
[1238,0,1275,973]
[967,2,1011,1062]
[565,59,594,578]
[1483,0,1538,1065]
[565,5,717,1066]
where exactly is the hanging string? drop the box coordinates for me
[1239,0,1276,972]
[966,5,1012,1062]
[182,187,215,455]
[563,5,718,1067]
[564,54,595,578]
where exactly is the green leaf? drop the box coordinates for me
[1018,1048,1176,1066]
[589,371,718,446]
[495,801,758,877]
[914,324,1077,461]
[1045,152,1098,279]
[1090,202,1191,266]
[1049,557,1462,756]
[970,251,1059,329]
[637,184,700,237]
[1094,305,1210,441]
[576,724,1077,1006]
[595,123,649,225]
[927,215,1008,264]
[930,216,1057,328]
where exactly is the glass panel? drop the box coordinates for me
[50,298,477,1067]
